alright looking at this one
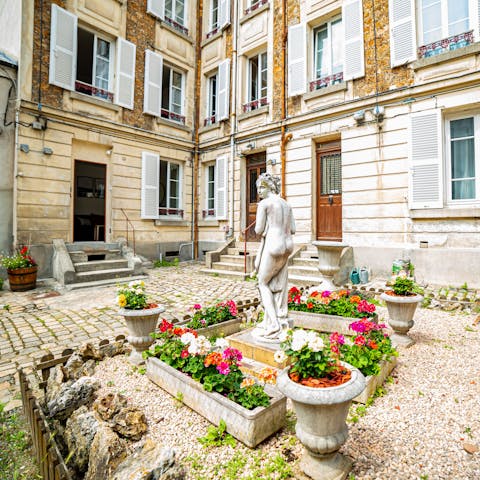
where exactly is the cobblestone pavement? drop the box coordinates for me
[0,262,258,407]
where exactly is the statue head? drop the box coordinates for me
[256,173,281,196]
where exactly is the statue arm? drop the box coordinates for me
[255,202,267,235]
[290,209,296,234]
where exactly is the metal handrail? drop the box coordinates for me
[120,209,136,255]
[241,219,257,274]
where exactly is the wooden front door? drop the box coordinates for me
[316,141,342,241]
[246,154,266,241]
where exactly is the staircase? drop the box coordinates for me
[287,244,325,287]
[53,240,146,289]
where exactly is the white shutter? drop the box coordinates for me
[115,38,136,109]
[49,4,77,90]
[215,155,228,220]
[389,0,416,67]
[287,23,306,96]
[217,59,230,121]
[475,0,480,42]
[409,110,443,209]
[219,0,230,28]
[147,0,165,19]
[144,50,163,116]
[141,152,160,219]
[343,0,365,81]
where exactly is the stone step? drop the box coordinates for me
[287,274,324,288]
[292,257,318,267]
[227,247,258,256]
[66,242,120,252]
[64,275,148,291]
[74,267,136,283]
[300,250,319,259]
[287,265,320,277]
[199,268,247,281]
[212,261,247,273]
[69,249,122,263]
[219,254,254,265]
[74,259,129,272]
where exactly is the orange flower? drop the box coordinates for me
[349,295,361,304]
[258,367,278,384]
[319,296,331,305]
[338,289,349,297]
[204,352,222,367]
[309,291,320,298]
[368,340,378,350]
[240,378,256,388]
[329,292,340,300]
[307,302,314,309]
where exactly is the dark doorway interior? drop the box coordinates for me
[74,160,106,242]
[246,153,266,241]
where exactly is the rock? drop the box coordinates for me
[85,423,126,480]
[4,399,22,412]
[64,406,99,474]
[47,376,99,420]
[79,342,104,361]
[46,365,72,404]
[64,353,96,380]
[111,439,186,480]
[463,442,479,454]
[93,393,128,421]
[111,406,148,440]
[100,340,131,358]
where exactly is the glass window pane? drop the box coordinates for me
[451,139,475,178]
[170,163,179,181]
[175,0,185,24]
[249,170,257,202]
[162,67,170,109]
[451,118,474,138]
[76,28,94,85]
[250,56,258,101]
[452,180,475,200]
[331,19,343,74]
[448,0,469,36]
[172,71,182,88]
[315,27,328,78]
[165,0,173,18]
[421,0,442,44]
[159,161,167,208]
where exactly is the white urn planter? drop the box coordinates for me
[120,305,164,364]
[276,364,366,480]
[380,292,423,347]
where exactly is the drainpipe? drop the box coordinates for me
[228,0,238,238]
[280,0,288,198]
[12,108,19,249]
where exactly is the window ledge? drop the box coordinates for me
[199,122,221,134]
[303,81,347,101]
[69,91,121,111]
[155,218,190,226]
[198,219,220,227]
[159,20,194,45]
[410,207,480,219]
[412,42,480,70]
[156,116,191,132]
[201,29,223,47]
[237,105,269,121]
[240,2,270,24]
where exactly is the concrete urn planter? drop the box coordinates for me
[120,306,164,364]
[380,292,423,347]
[276,364,366,480]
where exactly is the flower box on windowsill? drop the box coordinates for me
[146,357,287,447]
[244,0,268,16]
[163,16,189,36]
[161,109,186,125]
[417,30,473,59]
[203,116,217,127]
[242,97,268,113]
[289,310,378,336]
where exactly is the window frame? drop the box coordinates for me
[312,15,343,82]
[445,112,480,205]
[210,0,219,31]
[248,51,268,103]
[159,159,184,217]
[204,163,216,218]
[162,64,185,123]
[205,72,218,125]
[165,0,187,27]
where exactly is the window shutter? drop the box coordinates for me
[475,1,480,42]
[217,59,230,121]
[144,50,163,116]
[389,0,416,67]
[147,0,165,19]
[287,23,306,96]
[115,38,136,110]
[141,152,160,219]
[49,4,77,90]
[219,0,230,28]
[409,110,443,209]
[215,155,228,220]
[343,0,365,81]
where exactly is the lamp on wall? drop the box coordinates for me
[353,110,365,124]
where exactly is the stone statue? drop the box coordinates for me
[251,173,295,340]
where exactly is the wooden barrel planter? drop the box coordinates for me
[7,266,38,291]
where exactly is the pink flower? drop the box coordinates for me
[349,320,367,333]
[329,332,345,345]
[354,335,366,346]
[321,290,331,298]
[357,300,376,314]
[193,304,202,310]
[181,349,189,358]
[216,362,230,375]
[222,347,243,363]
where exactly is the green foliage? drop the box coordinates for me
[153,257,179,268]
[1,247,37,270]
[391,276,424,296]
[228,384,270,409]
[186,300,237,329]
[198,420,236,447]
[116,280,148,309]
[0,277,3,290]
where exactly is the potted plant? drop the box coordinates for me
[380,275,424,347]
[145,320,286,447]
[275,329,366,480]
[1,246,38,291]
[117,280,164,364]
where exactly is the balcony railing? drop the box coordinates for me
[164,16,189,36]
[159,208,184,217]
[161,109,186,124]
[202,209,215,218]
[206,27,219,39]
[204,115,217,127]
[309,72,344,92]
[242,97,268,113]
[418,30,473,59]
[75,81,113,102]
[245,0,268,16]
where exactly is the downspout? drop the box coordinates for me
[12,109,19,249]
[192,0,204,258]
[280,0,288,198]
[228,0,238,238]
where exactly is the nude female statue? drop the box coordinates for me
[251,173,296,340]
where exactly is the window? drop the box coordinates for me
[244,52,268,112]
[417,0,472,57]
[205,74,217,126]
[161,65,185,124]
[164,0,188,34]
[159,160,183,216]
[245,0,268,16]
[204,164,216,217]
[311,17,343,91]
[447,116,478,202]
[209,0,219,33]
[76,28,114,101]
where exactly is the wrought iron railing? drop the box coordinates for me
[309,72,344,92]
[206,27,219,39]
[159,207,184,217]
[121,208,136,255]
[245,0,268,16]
[161,109,186,124]
[202,208,215,218]
[164,16,189,36]
[418,30,473,58]
[74,81,113,102]
[241,219,257,274]
[204,115,217,127]
[242,97,268,113]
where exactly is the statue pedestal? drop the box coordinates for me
[312,241,348,290]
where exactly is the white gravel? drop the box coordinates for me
[91,306,480,480]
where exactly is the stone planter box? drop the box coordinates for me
[177,317,245,338]
[146,357,287,448]
[290,310,378,335]
[353,356,397,404]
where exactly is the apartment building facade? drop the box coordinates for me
[6,0,480,285]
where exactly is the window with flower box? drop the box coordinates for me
[243,52,268,113]
[161,65,185,124]
[147,0,189,36]
[205,73,217,126]
[245,0,268,16]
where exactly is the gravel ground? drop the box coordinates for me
[91,306,480,480]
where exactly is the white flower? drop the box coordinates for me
[290,329,308,351]
[300,295,307,303]
[195,336,212,355]
[187,339,199,355]
[274,350,288,364]
[278,329,289,343]
[180,332,196,345]
[215,338,229,349]
[305,330,324,352]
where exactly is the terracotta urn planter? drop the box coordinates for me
[276,363,366,480]
[7,266,38,292]
[380,292,423,347]
[120,305,164,364]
